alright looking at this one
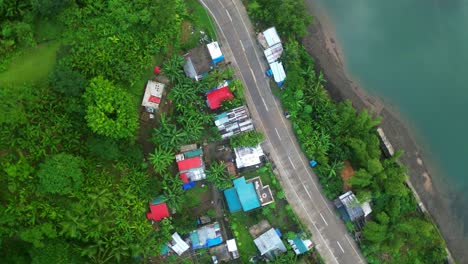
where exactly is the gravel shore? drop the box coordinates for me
[302,2,465,262]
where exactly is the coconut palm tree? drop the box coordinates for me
[162,55,184,82]
[206,161,233,190]
[148,147,174,174]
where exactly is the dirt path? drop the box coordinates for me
[302,1,462,262]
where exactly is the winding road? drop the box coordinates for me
[199,0,366,263]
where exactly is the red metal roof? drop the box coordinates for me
[149,95,161,104]
[206,86,234,109]
[180,173,189,183]
[177,157,202,171]
[147,202,169,221]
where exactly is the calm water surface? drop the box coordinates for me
[315,0,468,230]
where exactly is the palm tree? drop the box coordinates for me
[162,55,185,82]
[206,161,233,190]
[161,173,184,212]
[148,146,174,174]
[168,80,198,105]
[152,114,189,148]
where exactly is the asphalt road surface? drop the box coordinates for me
[199,0,366,263]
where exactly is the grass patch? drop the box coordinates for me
[183,185,210,209]
[230,213,258,262]
[184,0,217,40]
[0,41,60,86]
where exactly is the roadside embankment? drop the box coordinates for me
[302,1,463,262]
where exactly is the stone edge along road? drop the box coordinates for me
[199,0,366,263]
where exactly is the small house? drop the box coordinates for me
[146,195,170,221]
[287,233,313,255]
[334,191,372,226]
[206,82,234,110]
[234,144,265,169]
[190,222,223,250]
[253,228,287,259]
[176,148,206,189]
[168,232,190,256]
[214,106,254,138]
[268,61,286,87]
[224,176,274,213]
[183,45,213,81]
[226,239,240,259]
[207,41,225,65]
[141,80,165,112]
[258,27,283,63]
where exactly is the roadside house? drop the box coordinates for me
[206,81,234,110]
[223,176,274,213]
[234,144,265,169]
[207,41,225,65]
[253,228,287,259]
[334,191,372,228]
[183,41,225,81]
[214,106,254,138]
[183,45,213,81]
[287,233,313,255]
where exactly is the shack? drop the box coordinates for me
[253,228,287,260]
[183,45,213,81]
[141,80,165,113]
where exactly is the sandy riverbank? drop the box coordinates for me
[302,1,466,262]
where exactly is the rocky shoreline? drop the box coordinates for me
[302,1,465,262]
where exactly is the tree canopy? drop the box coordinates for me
[83,76,138,139]
[36,153,83,195]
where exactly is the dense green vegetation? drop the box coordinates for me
[243,0,448,263]
[0,0,217,263]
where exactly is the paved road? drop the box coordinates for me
[199,0,366,263]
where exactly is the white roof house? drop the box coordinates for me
[269,61,286,85]
[263,27,281,47]
[168,232,190,256]
[207,41,225,65]
[234,145,264,169]
[226,239,240,259]
[264,43,283,63]
[142,80,165,110]
[254,228,287,258]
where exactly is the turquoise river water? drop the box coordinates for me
[315,0,468,246]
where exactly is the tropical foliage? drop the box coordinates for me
[229,130,265,148]
[0,0,193,263]
[83,76,138,140]
[244,1,447,263]
[206,161,234,190]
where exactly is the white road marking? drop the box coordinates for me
[275,128,281,140]
[287,156,296,169]
[337,241,345,253]
[226,9,232,21]
[261,97,269,111]
[304,187,312,199]
[239,40,245,51]
[249,68,257,84]
[320,213,329,226]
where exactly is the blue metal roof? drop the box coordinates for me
[292,237,308,254]
[233,177,261,211]
[224,188,242,213]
